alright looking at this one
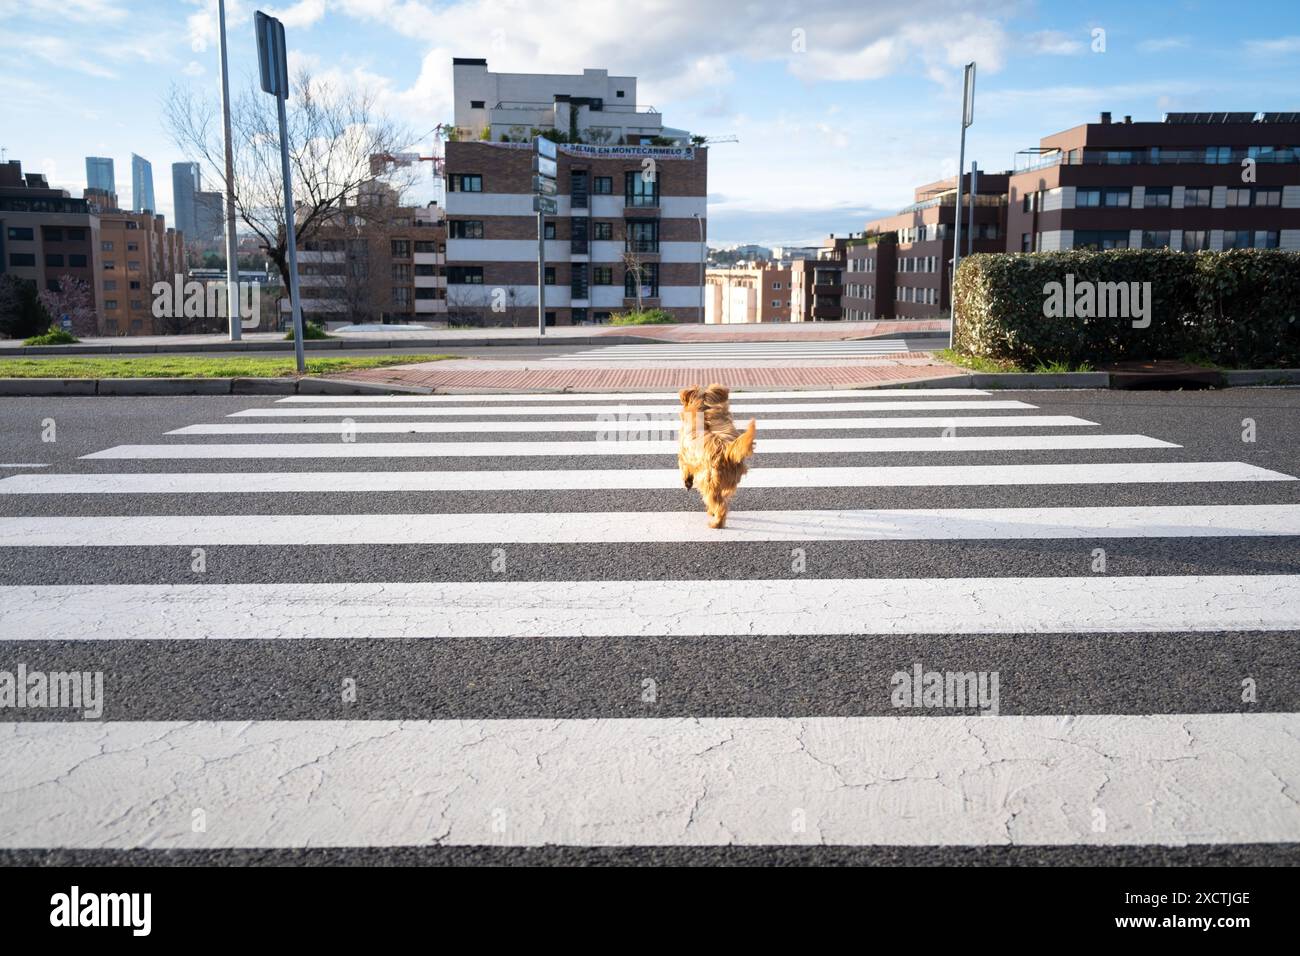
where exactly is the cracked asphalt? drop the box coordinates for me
[0,387,1298,865]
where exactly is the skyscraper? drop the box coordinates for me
[172,161,200,236]
[131,153,155,213]
[86,156,115,194]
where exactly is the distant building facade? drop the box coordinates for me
[705,262,791,323]
[85,156,115,194]
[130,153,155,213]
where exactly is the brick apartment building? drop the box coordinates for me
[705,262,792,323]
[444,58,707,326]
[789,236,847,322]
[98,209,186,334]
[846,111,1300,321]
[0,160,104,330]
[289,191,447,327]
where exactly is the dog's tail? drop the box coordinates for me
[726,418,756,464]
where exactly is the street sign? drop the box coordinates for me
[255,11,288,99]
[533,175,557,196]
[59,315,71,331]
[533,195,558,215]
[533,155,558,179]
[535,135,557,160]
[961,62,976,128]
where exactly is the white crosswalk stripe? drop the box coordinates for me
[547,339,933,361]
[2,387,1298,857]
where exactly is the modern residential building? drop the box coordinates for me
[705,262,791,323]
[193,190,225,248]
[85,156,115,194]
[131,153,155,214]
[444,60,707,326]
[97,208,186,335]
[846,170,1008,320]
[848,111,1300,320]
[1007,111,1300,255]
[0,160,104,333]
[172,162,200,237]
[286,186,447,327]
[789,236,847,322]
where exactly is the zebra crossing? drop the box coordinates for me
[1,386,1298,860]
[548,338,932,361]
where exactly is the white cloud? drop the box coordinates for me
[1026,30,1085,56]
[183,60,206,77]
[1245,36,1300,56]
[268,0,328,29]
[1137,36,1190,53]
[0,0,128,23]
[0,33,116,78]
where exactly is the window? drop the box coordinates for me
[130,299,144,310]
[624,261,659,296]
[771,300,781,308]
[593,176,613,195]
[1181,230,1209,252]
[571,262,588,298]
[69,254,87,268]
[1102,188,1131,207]
[1223,230,1252,250]
[1183,188,1211,208]
[593,266,613,285]
[45,254,64,267]
[1144,187,1172,208]
[593,221,613,240]
[624,170,659,207]
[127,260,141,271]
[544,222,556,240]
[1254,188,1282,207]
[6,227,33,241]
[393,287,412,307]
[544,266,555,285]
[66,228,85,241]
[1206,146,1232,164]
[42,226,63,242]
[103,280,117,291]
[571,218,588,253]
[1141,230,1171,249]
[450,174,482,192]
[772,281,782,290]
[1022,233,1034,252]
[570,170,588,209]
[104,299,118,309]
[1226,188,1252,207]
[449,220,484,239]
[447,266,484,284]
[9,253,36,267]
[626,219,658,252]
[1073,230,1129,250]
[414,263,437,276]
[414,240,438,253]
[392,263,412,281]
[415,288,438,299]
[469,100,485,109]
[126,242,139,252]
[391,239,410,257]
[1255,230,1281,248]
[129,280,141,289]
[1075,189,1101,207]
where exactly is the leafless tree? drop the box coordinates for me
[37,275,97,337]
[163,69,424,319]
[622,249,648,313]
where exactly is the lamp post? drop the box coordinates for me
[949,61,975,351]
[693,212,705,323]
[217,0,241,340]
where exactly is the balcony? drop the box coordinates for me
[624,238,660,254]
[814,283,843,297]
[623,196,660,214]
[571,239,589,255]
[811,304,841,319]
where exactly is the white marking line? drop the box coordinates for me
[276,388,992,403]
[169,415,1097,436]
[82,435,1176,459]
[234,400,1037,417]
[0,464,49,469]
[5,715,1297,848]
[3,462,1289,494]
[10,505,1300,547]
[2,576,1296,639]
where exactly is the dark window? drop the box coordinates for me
[6,227,34,241]
[65,228,86,241]
[447,266,484,284]
[570,217,588,253]
[593,266,613,285]
[1183,187,1211,208]
[1075,189,1100,207]
[544,222,556,240]
[449,220,484,239]
[104,299,118,309]
[9,253,36,267]
[624,170,659,207]
[571,262,588,298]
[45,254,64,267]
[1255,230,1281,248]
[1073,230,1130,251]
[1181,230,1209,252]
[1143,187,1172,208]
[1223,230,1252,250]
[624,261,659,296]
[626,219,659,252]
[393,287,412,307]
[129,279,140,289]
[451,174,482,192]
[544,266,555,285]
[415,287,437,299]
[470,100,485,109]
[414,240,438,253]
[391,239,410,257]
[594,221,612,240]
[1141,231,1171,249]
[1101,188,1130,207]
[615,90,625,98]
[69,254,87,268]
[42,226,64,242]
[1226,188,1252,207]
[1021,233,1033,253]
[103,280,117,291]
[414,264,437,276]
[593,176,612,195]
[570,170,588,209]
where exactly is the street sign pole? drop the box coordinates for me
[256,11,305,372]
[533,136,557,335]
[950,62,975,351]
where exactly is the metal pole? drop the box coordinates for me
[217,0,241,340]
[967,161,977,257]
[277,94,305,372]
[537,211,545,334]
[695,213,704,323]
[951,129,966,351]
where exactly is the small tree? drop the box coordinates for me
[36,275,97,336]
[622,249,648,313]
[0,275,51,339]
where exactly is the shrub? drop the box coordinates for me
[23,326,79,346]
[284,320,331,340]
[610,309,676,325]
[953,248,1299,368]
[0,275,52,339]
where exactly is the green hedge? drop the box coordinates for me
[953,249,1300,368]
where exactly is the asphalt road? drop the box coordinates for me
[1,387,1298,865]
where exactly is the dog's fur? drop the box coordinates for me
[677,383,756,528]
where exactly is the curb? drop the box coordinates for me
[0,377,434,396]
[0,334,676,356]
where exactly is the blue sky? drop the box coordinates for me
[1,0,1297,246]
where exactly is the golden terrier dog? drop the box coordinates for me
[677,383,757,529]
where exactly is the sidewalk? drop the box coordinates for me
[4,319,948,354]
[332,353,962,391]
